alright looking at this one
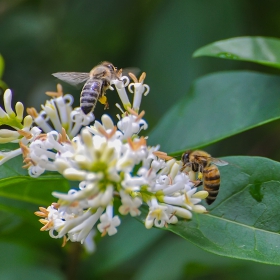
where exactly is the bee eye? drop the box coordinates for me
[182,153,189,163]
[107,64,114,71]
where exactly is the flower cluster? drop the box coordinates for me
[0,67,208,247]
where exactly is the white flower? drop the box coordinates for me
[97,206,121,236]
[128,72,150,113]
[28,84,94,139]
[112,75,131,110]
[145,198,177,229]
[67,208,104,243]
[119,190,142,216]
[117,110,148,140]
[20,129,72,177]
[32,69,209,245]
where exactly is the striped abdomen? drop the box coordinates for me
[80,79,102,114]
[203,165,220,205]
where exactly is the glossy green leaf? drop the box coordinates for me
[0,152,70,205]
[0,175,70,205]
[149,71,280,153]
[193,36,280,68]
[139,156,280,265]
[133,235,280,280]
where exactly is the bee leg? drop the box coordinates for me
[104,102,109,110]
[192,180,203,188]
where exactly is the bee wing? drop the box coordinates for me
[52,72,89,86]
[211,158,229,166]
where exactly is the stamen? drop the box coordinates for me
[52,203,60,209]
[19,141,30,157]
[34,134,47,141]
[97,126,117,140]
[39,206,49,214]
[153,151,173,161]
[34,211,47,218]
[136,110,145,122]
[128,72,138,83]
[139,72,146,83]
[17,129,32,139]
[46,84,64,98]
[127,137,147,151]
[26,107,39,118]
[62,236,68,247]
[22,162,33,169]
[59,128,70,143]
[126,107,137,116]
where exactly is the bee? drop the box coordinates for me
[52,61,122,115]
[181,150,228,205]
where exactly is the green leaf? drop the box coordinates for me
[149,71,280,153]
[133,234,280,280]
[139,156,280,265]
[0,175,70,205]
[193,36,280,68]
[0,151,70,206]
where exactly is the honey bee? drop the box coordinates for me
[52,61,122,115]
[181,150,228,205]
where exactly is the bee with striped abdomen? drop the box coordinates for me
[52,62,122,115]
[181,150,228,205]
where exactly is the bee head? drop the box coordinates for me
[181,151,191,165]
[101,61,116,72]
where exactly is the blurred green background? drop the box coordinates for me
[1,0,280,279]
